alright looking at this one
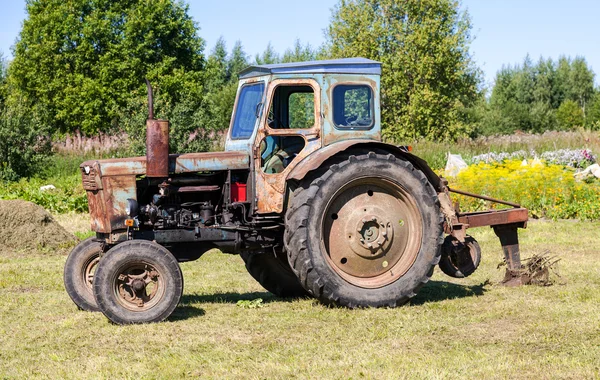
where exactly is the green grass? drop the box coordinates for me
[1,217,599,379]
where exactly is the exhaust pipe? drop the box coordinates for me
[145,79,169,178]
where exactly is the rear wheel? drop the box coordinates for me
[93,240,183,324]
[240,249,308,298]
[284,152,443,308]
[64,237,103,312]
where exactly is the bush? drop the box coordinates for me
[0,174,87,214]
[448,159,600,220]
[0,104,52,181]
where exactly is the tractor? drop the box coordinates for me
[64,58,529,324]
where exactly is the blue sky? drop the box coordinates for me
[1,0,598,86]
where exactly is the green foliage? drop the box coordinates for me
[0,174,87,213]
[0,103,52,181]
[325,0,482,142]
[486,55,596,135]
[8,0,204,135]
[122,37,248,155]
[236,298,264,309]
[254,42,280,65]
[0,52,6,107]
[281,40,317,63]
[556,99,584,130]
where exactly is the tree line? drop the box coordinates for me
[0,0,598,180]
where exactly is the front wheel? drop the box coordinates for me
[64,237,103,312]
[93,240,183,324]
[284,152,444,308]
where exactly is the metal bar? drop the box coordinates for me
[448,187,521,208]
[457,208,528,228]
[176,185,220,193]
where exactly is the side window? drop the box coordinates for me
[288,92,315,129]
[268,85,315,129]
[333,85,373,129]
[231,83,265,139]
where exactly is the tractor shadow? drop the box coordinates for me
[410,280,489,306]
[170,281,489,321]
[180,291,301,305]
[170,292,308,321]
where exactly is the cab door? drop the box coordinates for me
[253,79,322,214]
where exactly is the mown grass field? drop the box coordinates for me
[1,216,600,379]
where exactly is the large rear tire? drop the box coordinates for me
[240,249,308,298]
[63,237,103,312]
[284,152,443,308]
[93,240,183,324]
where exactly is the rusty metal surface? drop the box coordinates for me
[449,187,521,208]
[494,224,524,286]
[254,78,323,214]
[170,151,249,173]
[322,178,422,288]
[286,140,442,190]
[176,185,220,193]
[457,208,529,229]
[321,74,381,147]
[81,152,249,178]
[146,119,169,178]
[86,175,137,233]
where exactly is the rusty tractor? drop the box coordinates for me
[64,58,528,324]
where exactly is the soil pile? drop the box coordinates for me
[0,200,77,250]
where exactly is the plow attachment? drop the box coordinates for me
[438,184,529,285]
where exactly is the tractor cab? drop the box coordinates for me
[225,58,383,213]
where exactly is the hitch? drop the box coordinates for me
[438,182,529,285]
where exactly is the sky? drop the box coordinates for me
[1,0,599,86]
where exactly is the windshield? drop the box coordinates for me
[231,82,265,139]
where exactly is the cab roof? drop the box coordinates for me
[238,58,381,79]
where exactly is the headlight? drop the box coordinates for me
[125,198,139,217]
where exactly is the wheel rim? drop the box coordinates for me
[81,254,100,296]
[112,261,166,312]
[322,177,423,288]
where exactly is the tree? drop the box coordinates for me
[0,52,6,108]
[486,55,595,135]
[282,40,316,63]
[556,99,584,130]
[8,0,205,135]
[255,42,280,65]
[227,41,249,81]
[325,0,482,142]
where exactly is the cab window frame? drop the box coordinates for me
[230,81,266,140]
[331,83,375,130]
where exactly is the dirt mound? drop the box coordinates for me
[0,200,77,250]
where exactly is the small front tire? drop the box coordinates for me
[64,237,103,312]
[93,240,183,324]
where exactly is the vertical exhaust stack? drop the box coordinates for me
[145,79,169,178]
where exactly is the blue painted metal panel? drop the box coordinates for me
[239,58,382,79]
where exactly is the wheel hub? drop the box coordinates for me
[352,215,393,257]
[322,179,423,287]
[115,264,162,310]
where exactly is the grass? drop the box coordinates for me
[1,216,599,379]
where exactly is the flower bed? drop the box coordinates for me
[448,159,600,220]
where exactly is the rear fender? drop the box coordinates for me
[286,140,442,191]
